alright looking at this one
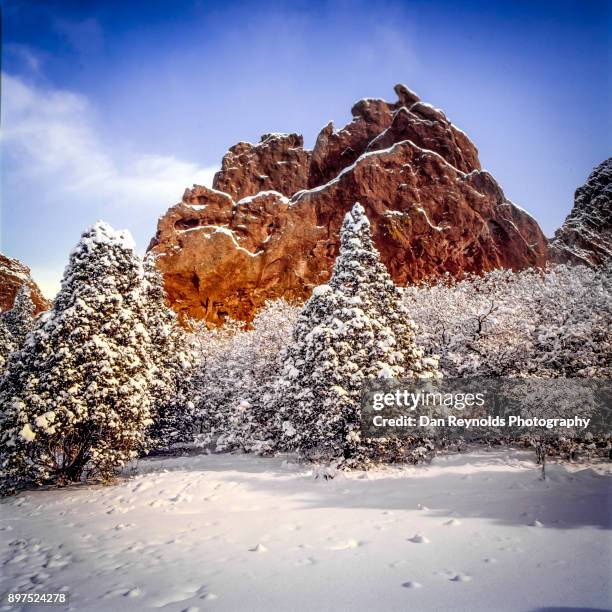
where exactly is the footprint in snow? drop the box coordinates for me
[169,493,193,503]
[444,519,461,526]
[132,481,152,493]
[149,500,168,508]
[402,580,423,589]
[295,557,316,566]
[408,534,430,544]
[402,581,423,589]
[249,543,268,552]
[30,572,51,584]
[113,523,134,531]
[107,506,133,515]
[149,584,207,607]
[124,588,142,598]
[102,587,130,599]
[483,557,497,564]
[450,573,472,582]
[328,539,364,551]
[529,520,543,527]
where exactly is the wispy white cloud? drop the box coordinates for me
[1,73,217,299]
[3,44,43,74]
[2,73,217,208]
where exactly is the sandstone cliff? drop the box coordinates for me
[0,254,50,314]
[149,85,552,324]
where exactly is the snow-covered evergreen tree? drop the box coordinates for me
[273,203,438,466]
[0,222,155,494]
[0,286,36,372]
[143,257,197,448]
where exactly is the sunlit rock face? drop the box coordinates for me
[149,84,550,325]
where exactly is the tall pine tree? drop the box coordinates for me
[0,222,155,493]
[273,203,438,466]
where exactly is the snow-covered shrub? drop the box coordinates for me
[192,299,299,452]
[0,286,36,372]
[0,222,156,494]
[507,379,599,479]
[143,257,198,449]
[272,203,439,467]
[403,264,611,378]
[404,265,611,465]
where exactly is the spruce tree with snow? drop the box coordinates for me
[0,222,155,494]
[273,203,438,467]
[0,286,36,371]
[143,256,197,448]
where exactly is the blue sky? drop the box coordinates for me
[2,0,610,297]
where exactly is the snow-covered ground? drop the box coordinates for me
[1,449,610,612]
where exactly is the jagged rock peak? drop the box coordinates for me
[310,84,480,187]
[549,158,612,265]
[212,132,310,201]
[394,83,420,107]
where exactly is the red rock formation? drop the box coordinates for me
[212,133,310,201]
[0,254,50,314]
[149,85,550,324]
[308,84,480,188]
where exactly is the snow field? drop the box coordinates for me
[1,448,610,612]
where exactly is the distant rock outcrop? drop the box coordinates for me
[0,254,49,314]
[549,158,612,266]
[149,85,552,324]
